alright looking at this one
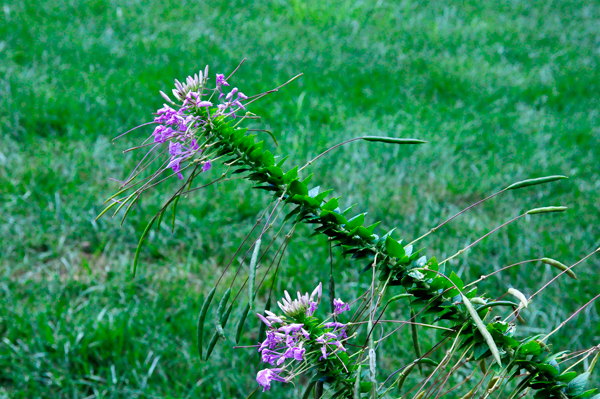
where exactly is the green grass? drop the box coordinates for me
[1,0,599,397]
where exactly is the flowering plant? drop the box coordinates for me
[101,62,600,399]
[255,283,358,394]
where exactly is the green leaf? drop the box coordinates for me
[557,371,578,383]
[345,213,365,230]
[505,175,568,190]
[283,166,298,183]
[289,180,308,195]
[537,363,560,377]
[322,198,339,211]
[249,147,263,162]
[385,236,405,258]
[566,372,590,396]
[276,155,289,167]
[308,186,320,198]
[474,342,491,360]
[362,136,427,145]
[575,389,598,399]
[519,341,542,356]
[447,271,464,297]
[265,165,283,178]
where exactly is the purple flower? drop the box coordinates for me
[333,298,350,315]
[265,310,283,324]
[169,141,183,156]
[283,344,305,361]
[261,349,284,366]
[202,161,212,172]
[324,321,348,339]
[154,105,177,123]
[216,73,229,89]
[259,331,283,352]
[257,313,272,327]
[320,345,328,360]
[335,340,347,352]
[226,88,238,101]
[307,301,317,316]
[278,323,304,335]
[152,125,175,143]
[167,157,184,179]
[256,368,286,392]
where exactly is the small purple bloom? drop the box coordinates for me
[333,298,350,315]
[202,161,212,172]
[261,349,283,366]
[197,100,213,108]
[167,157,184,179]
[216,73,229,89]
[264,310,283,324]
[307,301,317,316]
[169,141,183,156]
[256,368,286,392]
[259,331,282,352]
[283,345,305,361]
[278,323,304,335]
[320,345,328,360]
[257,313,271,327]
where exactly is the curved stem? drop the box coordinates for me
[406,188,507,247]
[298,137,364,172]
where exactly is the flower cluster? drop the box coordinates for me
[254,283,353,393]
[316,321,348,360]
[143,67,249,180]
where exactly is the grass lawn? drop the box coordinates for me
[1,0,599,397]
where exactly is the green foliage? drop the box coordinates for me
[2,0,600,397]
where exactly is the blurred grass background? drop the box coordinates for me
[1,0,599,397]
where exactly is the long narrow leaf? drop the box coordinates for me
[215,288,231,338]
[410,307,423,374]
[462,293,502,366]
[236,302,251,344]
[132,214,159,277]
[505,175,567,190]
[362,136,427,145]
[197,287,216,360]
[248,239,261,311]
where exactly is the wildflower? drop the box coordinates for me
[277,283,322,319]
[256,368,287,392]
[256,313,272,327]
[283,342,305,361]
[167,157,184,179]
[216,73,229,99]
[333,298,350,315]
[202,161,212,173]
[172,68,206,101]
